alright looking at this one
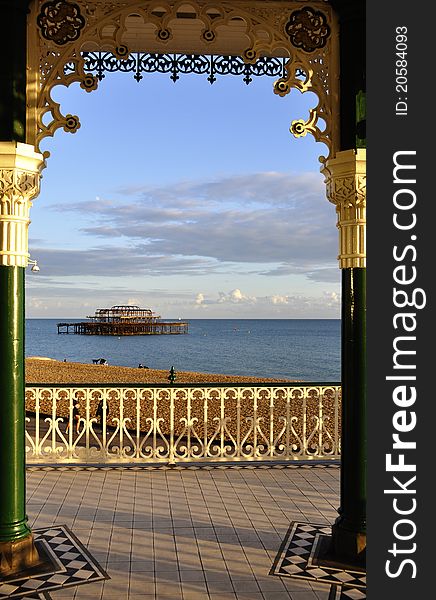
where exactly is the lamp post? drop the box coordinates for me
[168,366,176,384]
[28,259,40,273]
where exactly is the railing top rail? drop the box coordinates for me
[26,381,341,389]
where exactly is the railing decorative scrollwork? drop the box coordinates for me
[25,383,341,464]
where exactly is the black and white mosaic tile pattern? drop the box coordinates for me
[0,526,109,599]
[328,584,366,599]
[271,522,366,600]
[27,462,339,471]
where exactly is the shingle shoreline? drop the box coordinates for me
[25,357,297,384]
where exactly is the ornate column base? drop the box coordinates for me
[331,518,366,566]
[0,533,41,577]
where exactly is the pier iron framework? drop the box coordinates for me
[57,304,189,335]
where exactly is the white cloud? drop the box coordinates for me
[271,295,290,305]
[126,297,141,306]
[217,289,257,304]
[191,288,340,317]
[195,293,205,305]
[28,171,340,318]
[26,247,222,277]
[323,291,340,306]
[25,281,340,319]
[48,171,337,277]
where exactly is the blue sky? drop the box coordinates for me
[26,68,340,319]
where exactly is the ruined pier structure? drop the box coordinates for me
[57,305,188,336]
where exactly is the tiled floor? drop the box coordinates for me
[25,464,341,600]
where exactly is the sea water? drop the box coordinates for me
[25,319,340,382]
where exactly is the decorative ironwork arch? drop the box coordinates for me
[26,0,339,166]
[65,52,292,84]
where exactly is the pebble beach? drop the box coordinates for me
[25,357,296,384]
[25,358,336,449]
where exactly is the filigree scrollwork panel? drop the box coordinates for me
[25,384,341,464]
[66,52,292,84]
[273,53,338,159]
[27,1,339,158]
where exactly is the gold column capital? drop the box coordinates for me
[322,148,366,269]
[0,142,44,267]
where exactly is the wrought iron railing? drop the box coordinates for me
[25,383,341,464]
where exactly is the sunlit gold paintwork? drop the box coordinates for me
[0,143,44,267]
[26,1,339,161]
[322,149,366,269]
[25,383,341,463]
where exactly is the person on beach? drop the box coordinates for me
[66,402,81,433]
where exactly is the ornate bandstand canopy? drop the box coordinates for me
[26,0,340,162]
[0,0,366,577]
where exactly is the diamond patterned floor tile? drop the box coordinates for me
[0,525,109,599]
[271,522,366,600]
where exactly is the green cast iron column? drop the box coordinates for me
[327,0,366,563]
[332,267,366,561]
[0,266,30,543]
[0,0,37,562]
